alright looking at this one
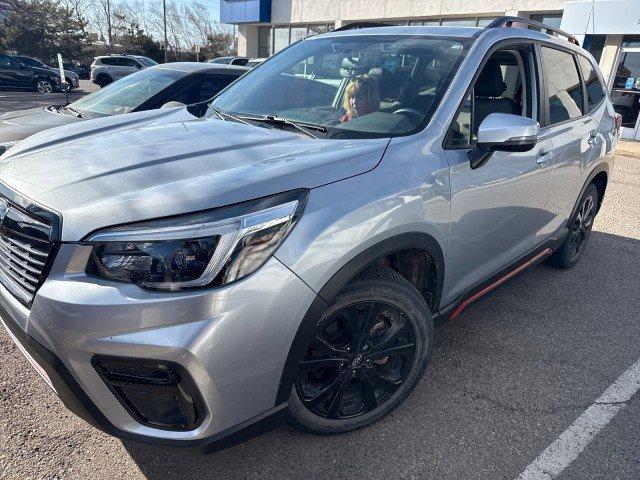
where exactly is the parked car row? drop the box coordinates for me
[0,53,70,93]
[0,62,249,148]
[0,18,620,458]
[0,52,265,94]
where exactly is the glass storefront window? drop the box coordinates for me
[530,14,562,29]
[441,18,477,27]
[584,35,606,65]
[611,41,640,137]
[290,26,308,43]
[273,27,290,53]
[622,36,640,49]
[258,26,272,58]
[477,17,497,27]
[308,24,331,36]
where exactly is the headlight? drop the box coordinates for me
[84,190,307,291]
[0,141,19,155]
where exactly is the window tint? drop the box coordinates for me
[121,58,139,67]
[541,47,583,124]
[100,57,117,66]
[449,48,535,147]
[577,55,605,112]
[195,76,237,102]
[0,55,11,68]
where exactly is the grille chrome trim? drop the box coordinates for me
[0,188,58,307]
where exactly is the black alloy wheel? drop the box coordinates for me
[547,183,599,269]
[568,193,596,260]
[295,301,416,419]
[287,266,432,434]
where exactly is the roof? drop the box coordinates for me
[153,62,250,74]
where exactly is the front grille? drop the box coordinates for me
[0,191,57,306]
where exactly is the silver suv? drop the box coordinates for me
[90,54,158,87]
[0,18,617,453]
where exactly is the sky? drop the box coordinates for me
[177,0,220,20]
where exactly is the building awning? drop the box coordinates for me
[561,0,640,35]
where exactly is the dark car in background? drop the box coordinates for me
[0,53,63,93]
[0,62,249,149]
[13,55,80,89]
[208,56,250,66]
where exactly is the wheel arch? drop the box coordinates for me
[275,232,444,405]
[33,76,53,87]
[570,162,609,223]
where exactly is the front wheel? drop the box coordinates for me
[35,79,53,94]
[287,266,433,434]
[547,183,599,269]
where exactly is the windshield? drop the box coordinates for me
[17,57,47,69]
[136,57,158,67]
[211,34,471,139]
[70,67,186,117]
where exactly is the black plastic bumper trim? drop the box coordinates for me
[0,302,286,454]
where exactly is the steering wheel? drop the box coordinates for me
[392,108,424,123]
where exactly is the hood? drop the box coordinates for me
[0,111,389,241]
[0,107,83,142]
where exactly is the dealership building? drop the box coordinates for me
[221,0,640,140]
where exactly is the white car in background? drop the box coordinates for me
[90,54,158,88]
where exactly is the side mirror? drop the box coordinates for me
[469,113,539,169]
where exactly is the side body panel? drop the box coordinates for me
[442,134,554,305]
[275,124,452,299]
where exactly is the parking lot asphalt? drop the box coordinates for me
[0,95,638,478]
[0,80,98,114]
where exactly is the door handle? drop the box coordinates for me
[536,150,553,166]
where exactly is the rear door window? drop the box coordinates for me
[577,55,606,112]
[541,46,584,124]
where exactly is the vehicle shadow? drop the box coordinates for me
[122,229,640,480]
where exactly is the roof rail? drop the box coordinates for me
[333,22,394,32]
[482,16,579,45]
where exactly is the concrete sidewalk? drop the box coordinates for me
[615,140,640,158]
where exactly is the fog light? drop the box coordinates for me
[92,356,206,431]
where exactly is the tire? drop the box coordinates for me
[35,78,54,94]
[547,183,599,269]
[287,265,433,434]
[96,74,112,88]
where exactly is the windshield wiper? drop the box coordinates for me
[209,106,253,126]
[240,115,327,139]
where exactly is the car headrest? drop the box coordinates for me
[475,60,506,98]
[368,67,395,99]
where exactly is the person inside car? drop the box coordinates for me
[339,74,381,122]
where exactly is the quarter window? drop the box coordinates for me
[577,55,606,112]
[541,47,584,124]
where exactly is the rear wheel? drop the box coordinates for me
[287,266,432,434]
[547,183,598,269]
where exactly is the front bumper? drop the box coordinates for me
[0,244,317,452]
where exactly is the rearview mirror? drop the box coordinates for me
[161,101,186,109]
[469,113,539,169]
